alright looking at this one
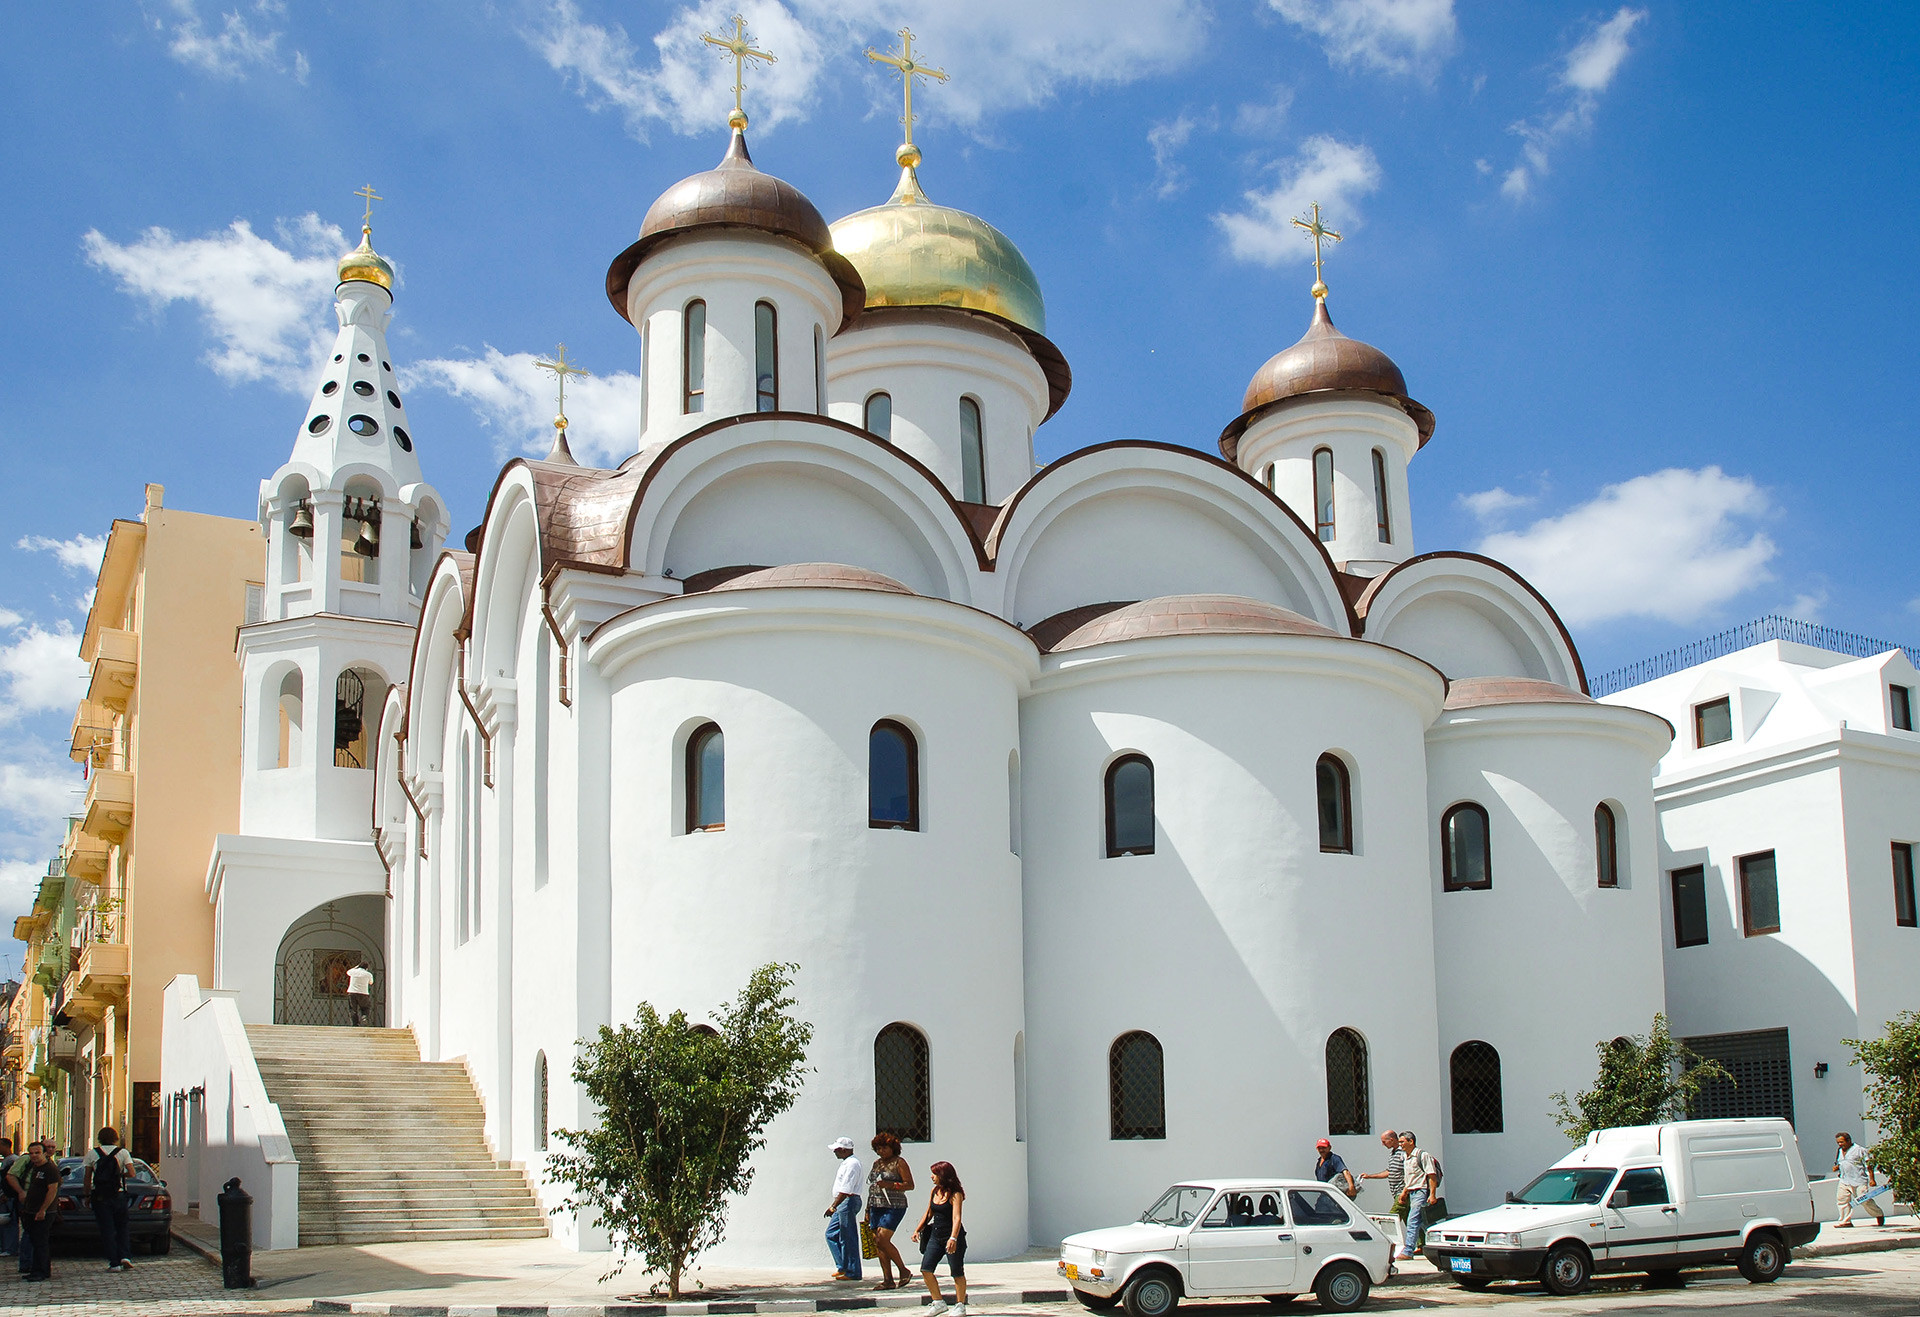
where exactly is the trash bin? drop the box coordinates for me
[216,1177,255,1289]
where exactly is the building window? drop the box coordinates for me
[1893,685,1914,731]
[865,391,893,441]
[1325,1028,1369,1135]
[1316,754,1352,854]
[1694,695,1732,747]
[754,300,778,411]
[1263,463,1276,493]
[1894,843,1916,927]
[686,722,725,832]
[1013,1032,1027,1143]
[874,1022,931,1143]
[1739,850,1780,936]
[1372,448,1391,543]
[469,729,484,938]
[1450,1041,1503,1134]
[1008,750,1022,856]
[534,1051,549,1152]
[1441,802,1492,891]
[1595,803,1619,889]
[959,397,986,502]
[869,720,919,830]
[274,668,304,768]
[1109,1031,1165,1140]
[1671,864,1709,947]
[1684,1027,1794,1124]
[1105,754,1154,857]
[456,736,473,945]
[333,668,381,769]
[813,323,826,415]
[1313,446,1335,541]
[682,299,706,413]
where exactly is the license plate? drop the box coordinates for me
[1061,1263,1080,1280]
[1450,1257,1473,1274]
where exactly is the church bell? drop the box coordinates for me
[288,501,314,538]
[353,512,380,558]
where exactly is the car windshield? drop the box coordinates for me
[56,1157,159,1187]
[1140,1185,1213,1227]
[1515,1168,1618,1205]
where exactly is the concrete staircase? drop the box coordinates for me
[247,1024,549,1246]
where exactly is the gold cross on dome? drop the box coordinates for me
[867,28,948,148]
[354,183,383,228]
[702,14,776,127]
[535,344,592,431]
[1291,202,1341,299]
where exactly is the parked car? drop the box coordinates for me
[1424,1118,1822,1295]
[52,1156,174,1256]
[1058,1179,1395,1315]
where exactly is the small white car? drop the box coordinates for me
[1058,1179,1395,1315]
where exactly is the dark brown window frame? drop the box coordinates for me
[1671,864,1709,947]
[1325,1027,1370,1135]
[1372,447,1391,543]
[1738,849,1781,936]
[1441,801,1492,891]
[1694,695,1732,747]
[1108,1031,1166,1140]
[1893,842,1916,928]
[753,299,779,412]
[868,719,920,831]
[1449,1040,1503,1134]
[685,721,724,833]
[1595,802,1620,888]
[958,396,986,503]
[874,1022,932,1143]
[682,299,706,414]
[1316,753,1353,854]
[1104,753,1155,857]
[864,390,892,440]
[1312,445,1335,541]
[1892,684,1914,732]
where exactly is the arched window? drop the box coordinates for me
[1442,802,1492,891]
[1264,463,1277,493]
[1372,448,1391,543]
[686,723,725,832]
[456,735,473,945]
[813,324,826,415]
[682,299,706,413]
[864,391,893,441]
[959,396,986,502]
[1007,749,1022,856]
[1313,446,1335,541]
[333,668,383,769]
[1316,754,1352,854]
[874,1022,931,1142]
[1450,1041,1503,1133]
[754,300,778,411]
[639,321,650,430]
[274,668,303,768]
[869,720,919,830]
[1105,754,1154,857]
[1013,1031,1028,1143]
[534,1050,549,1151]
[1595,803,1619,888]
[1325,1028,1370,1135]
[1109,1031,1165,1140]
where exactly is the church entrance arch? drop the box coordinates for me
[273,895,387,1026]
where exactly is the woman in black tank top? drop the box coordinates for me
[912,1160,967,1315]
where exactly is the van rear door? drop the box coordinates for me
[1602,1167,1678,1267]
[1679,1127,1804,1257]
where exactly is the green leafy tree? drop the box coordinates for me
[1845,1011,1920,1207]
[1549,1014,1731,1142]
[548,963,813,1297]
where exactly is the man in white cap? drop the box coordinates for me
[824,1137,865,1280]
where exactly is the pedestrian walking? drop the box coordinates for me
[913,1160,967,1316]
[346,960,375,1027]
[1360,1128,1404,1231]
[1313,1138,1358,1198]
[823,1136,865,1280]
[866,1133,915,1289]
[1833,1132,1885,1228]
[85,1126,135,1271]
[0,1139,15,1259]
[19,1142,58,1282]
[5,1143,33,1276]
[1393,1131,1439,1260]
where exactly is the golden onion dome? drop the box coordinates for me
[337,225,394,290]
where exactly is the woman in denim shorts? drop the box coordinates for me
[913,1160,967,1316]
[867,1133,914,1289]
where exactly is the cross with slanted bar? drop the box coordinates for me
[1291,202,1341,299]
[702,14,776,127]
[355,184,383,227]
[535,344,591,431]
[866,28,947,147]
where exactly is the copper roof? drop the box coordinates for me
[1219,299,1434,460]
[1442,676,1594,711]
[708,562,914,595]
[521,453,653,574]
[605,129,866,327]
[1037,594,1338,654]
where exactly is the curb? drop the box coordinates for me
[310,1294,1074,1315]
[171,1226,223,1268]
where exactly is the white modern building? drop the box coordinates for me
[1600,622,1920,1153]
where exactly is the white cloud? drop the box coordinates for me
[164,0,305,81]
[0,758,84,930]
[84,215,343,392]
[408,348,643,468]
[18,534,107,577]
[1268,0,1457,78]
[1500,7,1645,201]
[530,0,1209,140]
[1214,136,1383,267]
[1234,87,1295,136]
[0,620,86,725]
[1784,591,1827,623]
[1458,486,1534,524]
[1477,466,1775,626]
[1147,112,1208,199]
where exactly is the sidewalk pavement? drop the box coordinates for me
[162,1214,1920,1316]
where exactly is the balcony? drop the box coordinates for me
[32,943,68,991]
[69,700,116,763]
[81,766,134,844]
[86,628,139,712]
[65,830,109,883]
[65,942,130,1023]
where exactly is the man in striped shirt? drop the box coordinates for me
[1361,1128,1405,1198]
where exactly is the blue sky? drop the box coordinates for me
[1,1,1916,942]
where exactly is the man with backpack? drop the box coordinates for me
[1393,1131,1440,1260]
[83,1126,134,1272]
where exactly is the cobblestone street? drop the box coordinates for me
[0,1250,299,1315]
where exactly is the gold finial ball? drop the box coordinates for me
[728,108,749,130]
[1311,280,1328,300]
[896,142,922,168]
[554,415,568,430]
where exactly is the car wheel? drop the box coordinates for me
[1736,1231,1785,1283]
[1453,1277,1492,1291]
[1075,1289,1119,1311]
[149,1232,172,1256]
[1540,1243,1591,1296]
[1314,1262,1369,1312]
[1121,1268,1180,1317]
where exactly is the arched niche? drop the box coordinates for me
[1357,552,1585,689]
[273,895,386,1027]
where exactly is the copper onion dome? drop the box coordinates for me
[1219,298,1434,461]
[605,127,866,326]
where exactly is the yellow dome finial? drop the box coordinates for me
[337,183,394,290]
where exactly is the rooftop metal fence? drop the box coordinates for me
[1590,615,1920,697]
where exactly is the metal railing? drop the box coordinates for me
[1590,616,1920,697]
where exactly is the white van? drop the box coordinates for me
[1424,1119,1822,1295]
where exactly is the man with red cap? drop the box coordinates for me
[1313,1138,1357,1198]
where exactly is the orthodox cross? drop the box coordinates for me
[866,28,947,148]
[702,14,776,127]
[1291,201,1341,299]
[354,183,383,229]
[535,344,591,431]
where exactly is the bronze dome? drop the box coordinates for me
[605,129,866,326]
[1219,298,1434,461]
[1034,594,1338,654]
[709,562,914,595]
